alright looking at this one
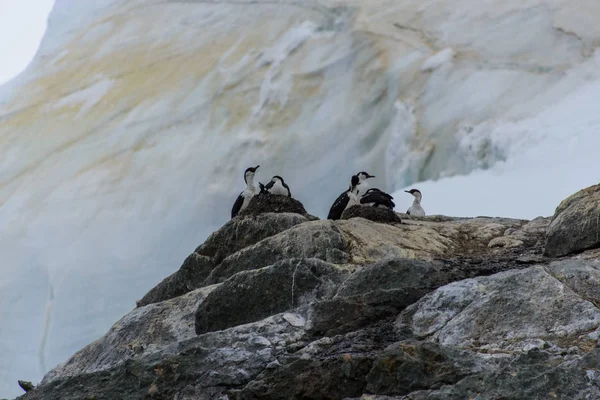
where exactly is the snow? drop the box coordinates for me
[394,71,600,218]
[2,0,600,397]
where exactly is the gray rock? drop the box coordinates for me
[309,258,450,336]
[21,313,306,400]
[397,261,600,352]
[196,212,310,263]
[364,340,483,396]
[422,349,600,400]
[342,205,402,224]
[42,285,219,384]
[195,258,346,334]
[545,184,600,257]
[137,253,213,306]
[204,220,347,284]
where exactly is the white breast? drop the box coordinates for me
[240,187,257,211]
[345,191,359,210]
[269,180,288,196]
[408,204,426,216]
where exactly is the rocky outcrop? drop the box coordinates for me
[195,258,346,334]
[545,184,600,257]
[204,220,348,285]
[16,187,600,400]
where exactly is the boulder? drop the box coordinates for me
[195,258,346,334]
[196,212,310,263]
[545,184,600,257]
[308,258,450,336]
[341,205,402,224]
[137,253,213,306]
[397,260,600,352]
[204,220,348,284]
[42,285,218,384]
[421,348,600,400]
[364,340,482,396]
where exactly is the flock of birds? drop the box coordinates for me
[231,165,426,219]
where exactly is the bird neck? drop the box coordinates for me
[246,176,255,191]
[412,194,422,205]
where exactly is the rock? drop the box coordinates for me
[308,258,451,336]
[196,212,310,264]
[23,313,306,400]
[231,321,400,400]
[23,202,600,400]
[239,193,317,220]
[396,261,600,352]
[487,236,524,248]
[41,286,218,384]
[545,184,600,257]
[137,253,214,306]
[364,340,481,396]
[341,205,402,224]
[422,349,600,400]
[204,220,347,284]
[18,381,34,393]
[195,258,346,334]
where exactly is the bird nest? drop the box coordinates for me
[341,205,402,224]
[239,193,317,219]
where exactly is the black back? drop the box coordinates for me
[360,188,395,209]
[327,190,350,220]
[231,192,244,218]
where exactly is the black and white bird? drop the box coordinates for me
[328,175,360,220]
[356,171,375,195]
[262,175,292,197]
[231,165,260,218]
[359,188,395,209]
[405,188,425,216]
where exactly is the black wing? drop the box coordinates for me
[360,189,395,209]
[263,180,275,193]
[283,182,292,197]
[259,182,266,193]
[366,188,394,200]
[327,191,349,220]
[231,192,244,218]
[406,208,411,215]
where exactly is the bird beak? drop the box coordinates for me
[404,190,410,193]
[368,174,375,178]
[255,165,260,170]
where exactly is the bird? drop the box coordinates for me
[356,171,375,195]
[262,175,292,197]
[405,188,425,216]
[231,165,260,218]
[359,188,395,209]
[328,175,360,220]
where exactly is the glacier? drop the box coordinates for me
[1,0,600,397]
